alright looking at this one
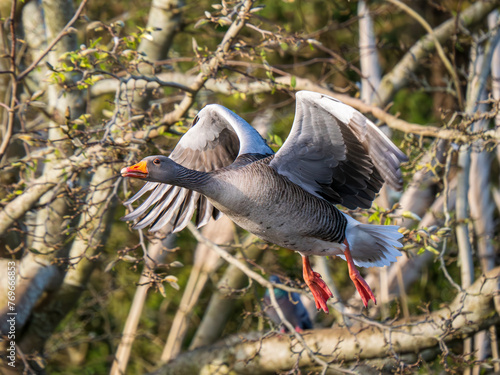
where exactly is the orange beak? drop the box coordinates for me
[121,160,148,179]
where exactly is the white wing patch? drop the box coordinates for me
[183,104,273,156]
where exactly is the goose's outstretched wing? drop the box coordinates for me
[270,91,407,209]
[122,104,273,232]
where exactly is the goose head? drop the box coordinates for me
[121,155,182,184]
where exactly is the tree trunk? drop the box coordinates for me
[153,268,500,375]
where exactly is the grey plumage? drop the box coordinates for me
[122,105,272,233]
[121,91,408,311]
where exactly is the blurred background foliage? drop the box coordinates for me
[45,1,462,372]
[0,0,499,373]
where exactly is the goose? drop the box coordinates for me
[121,90,408,313]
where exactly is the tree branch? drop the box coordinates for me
[93,71,500,142]
[153,268,500,374]
[158,0,256,127]
[386,0,463,108]
[16,0,89,82]
[376,0,500,106]
[161,217,232,361]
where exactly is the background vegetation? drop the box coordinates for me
[0,0,499,374]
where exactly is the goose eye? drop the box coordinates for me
[153,158,160,165]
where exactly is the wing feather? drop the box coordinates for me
[270,91,407,209]
[132,186,182,229]
[122,104,273,232]
[122,184,174,221]
[195,196,213,228]
[124,182,157,205]
[148,189,189,232]
[172,191,199,233]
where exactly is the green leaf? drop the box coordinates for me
[425,245,440,255]
[290,76,296,88]
[368,211,379,223]
[401,211,422,221]
[274,134,283,147]
[90,37,102,48]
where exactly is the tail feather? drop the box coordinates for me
[342,214,403,268]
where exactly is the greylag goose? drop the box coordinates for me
[121,91,407,312]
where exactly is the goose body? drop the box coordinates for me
[121,91,408,312]
[199,156,348,255]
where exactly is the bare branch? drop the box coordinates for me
[16,0,89,82]
[159,0,257,127]
[111,232,175,375]
[386,0,463,108]
[358,0,381,104]
[154,268,500,374]
[92,71,498,141]
[376,0,500,106]
[161,217,232,361]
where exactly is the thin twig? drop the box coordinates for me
[0,0,19,162]
[16,0,89,82]
[386,0,463,108]
[159,0,256,126]
[187,222,357,375]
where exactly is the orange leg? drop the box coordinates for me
[343,239,376,307]
[302,255,333,313]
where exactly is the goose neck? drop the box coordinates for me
[172,166,213,193]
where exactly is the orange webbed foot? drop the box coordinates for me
[343,239,376,308]
[302,256,333,313]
